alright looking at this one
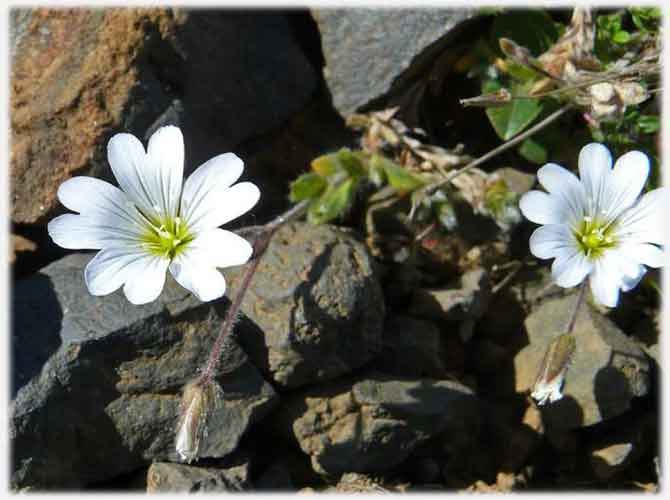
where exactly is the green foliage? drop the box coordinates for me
[371,155,425,193]
[290,173,327,202]
[518,137,548,164]
[484,179,521,228]
[484,80,544,140]
[629,7,661,32]
[595,12,631,62]
[294,147,429,225]
[490,10,559,56]
[307,178,357,225]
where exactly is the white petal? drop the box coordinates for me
[529,224,576,259]
[601,248,647,293]
[519,191,565,225]
[602,151,650,220]
[122,255,170,305]
[107,133,159,220]
[84,247,151,296]
[169,253,227,302]
[182,153,244,203]
[183,182,260,233]
[180,153,246,226]
[551,250,592,288]
[620,243,665,268]
[578,143,612,214]
[589,256,621,307]
[616,187,669,246]
[621,263,646,292]
[537,163,586,224]
[146,126,184,220]
[57,176,147,231]
[187,229,253,268]
[48,214,141,250]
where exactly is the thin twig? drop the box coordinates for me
[419,104,574,199]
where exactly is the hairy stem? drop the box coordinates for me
[197,200,309,387]
[564,280,587,336]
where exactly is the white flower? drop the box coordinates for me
[48,126,260,305]
[519,143,668,307]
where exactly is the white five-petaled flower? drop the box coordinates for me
[48,126,260,305]
[519,143,668,307]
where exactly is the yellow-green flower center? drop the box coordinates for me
[142,216,194,259]
[574,216,617,259]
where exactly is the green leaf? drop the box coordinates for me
[637,115,660,134]
[307,178,356,225]
[612,30,631,44]
[518,137,547,164]
[311,154,342,178]
[289,172,327,202]
[371,155,425,193]
[485,82,544,140]
[490,10,559,56]
[335,149,366,180]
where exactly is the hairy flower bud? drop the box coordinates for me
[532,334,576,406]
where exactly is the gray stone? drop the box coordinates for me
[146,459,252,492]
[311,9,477,116]
[514,293,651,429]
[11,253,278,489]
[410,268,492,342]
[375,315,448,378]
[232,222,385,388]
[283,373,478,475]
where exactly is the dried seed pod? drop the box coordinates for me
[531,334,576,406]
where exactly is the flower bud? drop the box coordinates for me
[175,380,218,463]
[532,334,576,406]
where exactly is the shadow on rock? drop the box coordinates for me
[12,271,64,398]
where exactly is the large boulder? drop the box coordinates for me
[11,253,278,489]
[311,9,477,116]
[10,9,317,225]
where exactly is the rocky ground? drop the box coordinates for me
[10,8,660,492]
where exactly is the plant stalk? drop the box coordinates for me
[197,200,309,387]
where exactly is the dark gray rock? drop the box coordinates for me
[410,268,491,322]
[172,11,318,171]
[514,293,651,429]
[311,9,477,116]
[146,459,252,492]
[282,373,478,475]
[375,315,448,378]
[231,222,385,389]
[11,253,277,489]
[410,268,491,342]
